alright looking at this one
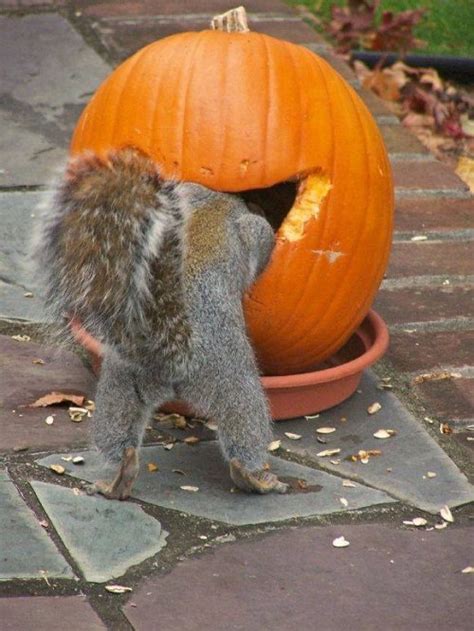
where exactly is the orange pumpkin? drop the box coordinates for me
[71,7,393,376]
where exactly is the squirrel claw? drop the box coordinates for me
[229,458,289,495]
[86,447,139,500]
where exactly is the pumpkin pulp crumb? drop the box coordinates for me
[279,172,332,242]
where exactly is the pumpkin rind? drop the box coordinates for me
[71,29,393,375]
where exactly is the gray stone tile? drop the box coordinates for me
[31,481,167,583]
[274,372,474,513]
[123,524,474,631]
[0,595,105,631]
[0,14,109,187]
[0,470,73,580]
[0,334,95,451]
[36,442,395,526]
[0,192,47,321]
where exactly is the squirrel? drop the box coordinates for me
[34,147,288,499]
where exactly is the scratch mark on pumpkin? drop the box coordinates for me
[200,166,214,176]
[279,172,332,242]
[312,249,345,264]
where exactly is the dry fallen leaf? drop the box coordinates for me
[30,392,86,408]
[49,464,65,475]
[184,436,200,445]
[147,462,159,473]
[461,566,474,574]
[440,505,454,523]
[316,448,341,458]
[205,421,218,431]
[284,432,302,440]
[373,429,397,439]
[367,402,382,415]
[342,480,357,488]
[180,485,199,492]
[316,427,336,434]
[456,156,474,193]
[32,358,45,365]
[332,536,350,548]
[268,440,281,452]
[105,585,132,594]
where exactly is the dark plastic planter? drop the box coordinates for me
[70,309,389,421]
[351,51,474,83]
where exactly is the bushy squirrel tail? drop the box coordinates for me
[35,147,193,368]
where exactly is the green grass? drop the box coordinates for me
[288,0,474,57]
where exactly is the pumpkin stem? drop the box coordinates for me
[211,6,250,32]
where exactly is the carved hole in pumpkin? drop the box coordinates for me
[239,181,297,231]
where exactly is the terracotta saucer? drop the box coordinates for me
[70,309,389,421]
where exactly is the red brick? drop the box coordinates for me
[355,86,394,117]
[395,197,474,232]
[92,17,319,62]
[0,0,65,6]
[374,286,474,325]
[393,160,469,192]
[75,0,296,18]
[379,124,429,156]
[386,330,474,373]
[387,241,474,278]
[415,378,474,422]
[0,596,105,631]
[247,19,321,43]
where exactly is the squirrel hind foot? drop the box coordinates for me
[86,446,139,500]
[229,459,289,495]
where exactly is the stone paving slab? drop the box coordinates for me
[0,191,46,321]
[274,373,474,514]
[75,0,296,17]
[0,335,95,451]
[31,481,168,582]
[36,442,395,525]
[0,595,105,631]
[0,470,73,580]
[123,523,474,631]
[0,14,109,187]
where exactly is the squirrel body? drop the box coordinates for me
[35,148,287,497]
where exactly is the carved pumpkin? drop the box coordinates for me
[71,7,393,376]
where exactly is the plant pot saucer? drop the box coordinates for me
[70,309,388,421]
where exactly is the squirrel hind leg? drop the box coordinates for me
[89,350,173,499]
[177,368,288,495]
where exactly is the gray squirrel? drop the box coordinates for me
[35,147,288,498]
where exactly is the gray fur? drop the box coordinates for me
[35,149,276,472]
